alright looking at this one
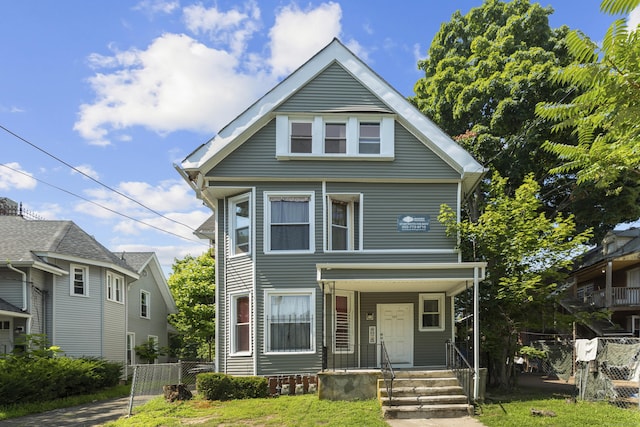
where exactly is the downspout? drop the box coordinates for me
[7,262,27,311]
[473,266,480,401]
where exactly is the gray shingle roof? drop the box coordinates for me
[0,297,23,314]
[114,252,154,272]
[0,216,134,273]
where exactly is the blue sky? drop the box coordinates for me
[1,1,637,275]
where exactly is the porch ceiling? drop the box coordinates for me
[317,262,486,297]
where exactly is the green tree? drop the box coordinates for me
[536,0,640,191]
[412,0,640,240]
[440,173,592,388]
[167,252,216,361]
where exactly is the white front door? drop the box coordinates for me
[378,303,413,367]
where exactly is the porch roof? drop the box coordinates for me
[316,262,486,296]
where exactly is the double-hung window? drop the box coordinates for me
[106,272,124,303]
[265,290,314,353]
[140,290,150,319]
[71,265,88,296]
[334,291,354,353]
[419,293,445,331]
[324,122,347,153]
[290,121,312,153]
[327,194,361,251]
[265,192,314,253]
[230,194,251,256]
[231,294,251,354]
[358,122,380,154]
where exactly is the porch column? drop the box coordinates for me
[605,261,613,308]
[473,266,480,401]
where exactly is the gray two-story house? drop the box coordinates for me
[177,39,485,385]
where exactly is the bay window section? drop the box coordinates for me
[266,290,315,353]
[230,194,251,256]
[265,192,314,253]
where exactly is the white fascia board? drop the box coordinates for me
[33,252,139,280]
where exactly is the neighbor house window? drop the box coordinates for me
[106,272,124,303]
[127,333,135,365]
[419,293,445,331]
[265,192,314,253]
[359,122,380,154]
[71,265,88,296]
[230,193,251,256]
[290,121,312,153]
[265,290,314,353]
[334,291,354,353]
[324,122,347,153]
[231,294,251,354]
[327,194,361,251]
[140,290,150,319]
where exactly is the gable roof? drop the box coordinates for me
[115,251,177,313]
[179,38,485,195]
[0,215,137,278]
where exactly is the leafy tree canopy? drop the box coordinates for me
[167,252,216,361]
[412,0,640,240]
[536,0,640,192]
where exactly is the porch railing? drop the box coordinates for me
[380,339,395,404]
[445,340,474,405]
[585,287,640,308]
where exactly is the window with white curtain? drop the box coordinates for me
[265,290,314,353]
[265,192,314,253]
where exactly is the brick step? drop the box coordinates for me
[380,394,469,406]
[382,403,473,419]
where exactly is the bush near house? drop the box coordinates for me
[197,373,269,401]
[0,338,122,405]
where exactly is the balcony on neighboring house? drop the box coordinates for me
[583,286,640,309]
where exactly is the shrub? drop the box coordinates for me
[197,373,268,401]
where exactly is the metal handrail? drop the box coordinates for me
[445,340,475,405]
[380,338,395,404]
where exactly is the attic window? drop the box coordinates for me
[276,115,394,160]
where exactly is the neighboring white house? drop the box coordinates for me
[0,204,175,370]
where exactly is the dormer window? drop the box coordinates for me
[276,115,394,160]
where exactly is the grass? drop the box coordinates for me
[0,384,131,421]
[105,394,389,427]
[477,389,640,426]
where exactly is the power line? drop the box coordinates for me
[0,162,207,246]
[0,124,197,233]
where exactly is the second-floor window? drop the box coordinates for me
[140,290,150,319]
[106,272,124,303]
[327,194,361,251]
[230,193,251,256]
[265,192,314,253]
[324,122,347,153]
[359,122,380,154]
[71,265,88,296]
[290,121,312,153]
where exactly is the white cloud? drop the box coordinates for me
[629,5,640,31]
[0,162,37,190]
[72,164,100,180]
[74,1,352,145]
[268,2,342,76]
[133,0,179,16]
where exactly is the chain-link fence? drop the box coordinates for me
[128,360,215,415]
[531,338,640,409]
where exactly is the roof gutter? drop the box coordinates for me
[7,262,27,311]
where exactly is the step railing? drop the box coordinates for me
[380,338,395,404]
[445,340,474,405]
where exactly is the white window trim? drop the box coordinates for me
[326,193,363,252]
[264,191,315,254]
[229,193,252,257]
[106,271,124,303]
[419,293,445,332]
[127,332,135,365]
[264,288,316,355]
[333,291,355,354]
[276,115,394,160]
[230,292,252,356]
[140,290,150,319]
[70,264,88,297]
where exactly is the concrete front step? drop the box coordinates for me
[386,377,461,388]
[382,385,464,397]
[381,394,469,406]
[382,403,473,419]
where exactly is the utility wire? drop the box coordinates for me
[0,124,197,232]
[0,162,207,245]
